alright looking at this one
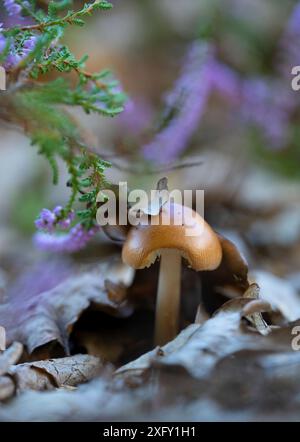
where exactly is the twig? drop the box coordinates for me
[3,0,109,32]
[100,158,204,174]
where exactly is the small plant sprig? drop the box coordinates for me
[0,0,127,250]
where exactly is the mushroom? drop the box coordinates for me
[122,202,222,346]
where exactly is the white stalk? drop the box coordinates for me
[154,249,181,346]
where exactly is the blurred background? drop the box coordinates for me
[1,1,300,420]
[0,0,300,296]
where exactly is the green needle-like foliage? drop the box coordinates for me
[1,0,126,229]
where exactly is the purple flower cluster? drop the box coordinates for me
[0,28,37,70]
[0,26,6,54]
[4,0,22,17]
[143,43,214,163]
[0,3,36,71]
[240,78,294,149]
[34,207,99,253]
[141,18,300,163]
[209,60,296,149]
[33,223,99,253]
[277,2,300,78]
[35,206,75,232]
[209,60,241,104]
[244,4,300,145]
[139,1,300,163]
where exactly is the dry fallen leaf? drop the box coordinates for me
[250,270,300,322]
[207,348,300,411]
[0,376,15,402]
[242,283,271,335]
[116,299,272,382]
[214,234,249,293]
[0,342,23,401]
[194,303,209,325]
[0,342,23,376]
[9,354,104,392]
[0,258,135,354]
[1,315,300,421]
[199,234,249,315]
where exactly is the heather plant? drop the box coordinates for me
[1,1,299,253]
[140,3,300,166]
[0,0,126,250]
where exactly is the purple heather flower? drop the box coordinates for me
[277,2,300,78]
[58,211,75,230]
[117,98,153,136]
[143,42,214,163]
[35,207,76,232]
[4,53,22,69]
[208,59,295,150]
[35,208,57,232]
[208,60,295,150]
[240,78,293,149]
[22,35,37,53]
[0,36,6,54]
[0,23,6,53]
[58,219,72,230]
[33,224,100,253]
[1,34,37,70]
[142,38,296,158]
[209,60,241,104]
[4,0,22,16]
[53,205,63,217]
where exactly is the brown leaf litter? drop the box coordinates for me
[0,339,104,402]
[0,257,134,355]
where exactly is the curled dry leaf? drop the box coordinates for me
[2,346,300,421]
[0,342,23,401]
[200,234,249,314]
[250,270,300,322]
[0,342,23,376]
[194,303,209,325]
[9,354,103,392]
[115,324,199,382]
[207,347,300,411]
[0,258,135,354]
[105,280,128,304]
[242,283,271,335]
[139,177,169,216]
[1,318,300,420]
[214,234,249,294]
[0,376,15,401]
[242,299,272,317]
[116,300,273,383]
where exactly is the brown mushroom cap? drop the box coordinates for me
[122,203,222,271]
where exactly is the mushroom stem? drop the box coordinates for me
[154,249,181,346]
